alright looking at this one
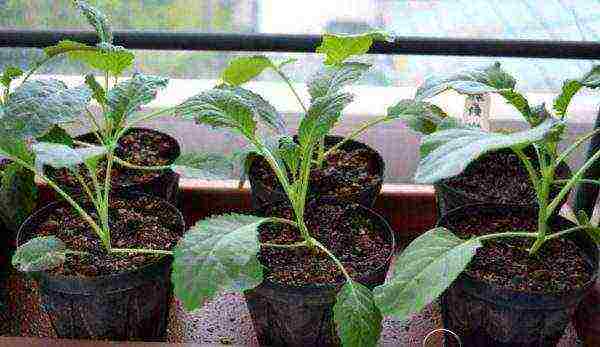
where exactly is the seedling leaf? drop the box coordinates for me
[3,79,91,138]
[415,118,560,184]
[107,73,169,125]
[387,99,449,135]
[307,62,371,100]
[171,152,234,180]
[374,228,480,321]
[172,213,267,310]
[416,62,516,100]
[12,236,66,272]
[334,280,382,347]
[316,32,392,66]
[33,142,106,173]
[221,55,273,86]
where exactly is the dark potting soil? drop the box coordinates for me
[251,147,382,197]
[31,195,181,277]
[257,203,392,286]
[440,148,568,204]
[443,207,594,294]
[47,128,178,189]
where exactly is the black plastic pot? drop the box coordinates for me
[248,135,384,213]
[438,204,599,347]
[243,199,395,347]
[435,148,571,218]
[49,127,181,204]
[16,194,185,341]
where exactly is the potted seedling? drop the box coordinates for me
[8,2,233,340]
[27,1,183,203]
[220,33,403,211]
[166,33,456,347]
[395,62,570,216]
[373,66,600,346]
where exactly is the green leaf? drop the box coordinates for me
[529,103,552,127]
[216,85,286,134]
[1,66,23,88]
[307,62,370,101]
[68,43,135,75]
[107,73,169,125]
[33,142,106,172]
[43,40,97,58]
[221,55,273,86]
[374,228,481,321]
[577,210,590,226]
[581,65,600,88]
[12,236,66,272]
[278,136,300,176]
[0,162,37,232]
[176,88,258,137]
[316,32,392,66]
[297,92,354,147]
[37,126,74,146]
[171,152,234,180]
[3,79,91,138]
[387,99,449,135]
[499,89,531,119]
[0,134,34,166]
[416,62,516,101]
[74,0,113,43]
[85,74,107,106]
[554,80,583,118]
[334,280,382,347]
[415,118,560,184]
[585,226,600,245]
[172,213,268,311]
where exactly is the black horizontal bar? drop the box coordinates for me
[1,30,599,60]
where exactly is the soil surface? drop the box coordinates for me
[257,202,392,286]
[47,128,179,191]
[442,206,594,293]
[251,139,383,198]
[25,195,182,277]
[440,148,569,204]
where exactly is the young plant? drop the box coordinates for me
[373,65,600,323]
[10,1,232,271]
[168,33,435,347]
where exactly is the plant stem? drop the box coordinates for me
[261,241,307,248]
[84,108,106,142]
[312,238,351,281]
[21,56,55,84]
[320,115,388,160]
[122,106,176,132]
[554,127,600,168]
[8,157,105,246]
[546,225,589,240]
[110,248,173,256]
[271,64,308,114]
[513,147,540,194]
[548,146,600,216]
[113,157,171,171]
[268,217,298,228]
[101,146,116,250]
[476,231,539,242]
[555,178,600,186]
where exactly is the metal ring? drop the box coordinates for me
[423,328,462,347]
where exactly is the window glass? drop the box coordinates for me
[0,1,598,183]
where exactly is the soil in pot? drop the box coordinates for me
[248,136,384,212]
[439,205,597,347]
[46,128,180,203]
[436,147,570,216]
[17,194,184,340]
[244,200,394,346]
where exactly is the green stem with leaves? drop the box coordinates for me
[320,115,389,163]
